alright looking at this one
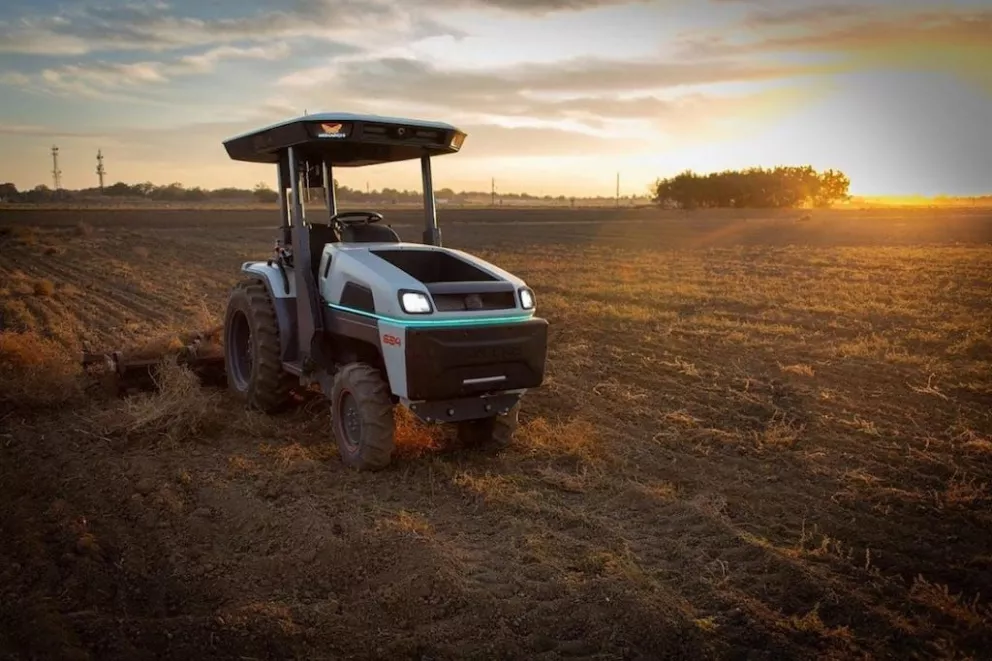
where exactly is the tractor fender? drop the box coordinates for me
[242,261,295,298]
[241,261,298,362]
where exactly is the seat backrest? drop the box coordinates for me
[341,223,400,243]
[308,223,340,275]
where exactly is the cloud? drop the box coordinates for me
[173,43,293,74]
[286,54,821,105]
[4,41,300,100]
[0,0,654,57]
[0,0,460,55]
[115,118,651,162]
[676,7,992,58]
[741,4,868,27]
[268,54,829,139]
[457,123,645,157]
[436,0,650,13]
[0,72,31,85]
[0,123,104,139]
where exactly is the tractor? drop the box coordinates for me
[219,112,548,470]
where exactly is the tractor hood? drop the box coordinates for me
[323,242,536,322]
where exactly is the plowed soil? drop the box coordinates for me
[2,205,992,660]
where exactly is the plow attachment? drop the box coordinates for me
[81,326,227,396]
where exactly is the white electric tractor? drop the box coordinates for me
[219,112,549,470]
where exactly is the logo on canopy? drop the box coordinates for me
[316,122,347,139]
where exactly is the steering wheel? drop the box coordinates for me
[330,211,383,226]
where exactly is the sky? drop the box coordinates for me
[0,0,990,197]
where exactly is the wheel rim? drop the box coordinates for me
[228,310,252,391]
[337,390,362,453]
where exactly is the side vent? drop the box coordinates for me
[339,282,375,313]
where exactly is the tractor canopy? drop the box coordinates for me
[222,112,467,167]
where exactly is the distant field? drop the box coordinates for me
[1,206,991,660]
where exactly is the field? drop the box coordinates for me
[1,205,991,660]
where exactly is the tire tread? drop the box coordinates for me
[333,362,395,470]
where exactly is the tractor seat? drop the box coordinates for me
[340,223,400,243]
[308,223,341,274]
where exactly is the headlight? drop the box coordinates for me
[400,290,432,314]
[519,287,535,310]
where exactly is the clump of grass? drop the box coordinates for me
[452,471,540,511]
[94,358,223,443]
[5,271,35,296]
[909,575,991,629]
[0,330,83,409]
[75,221,93,237]
[32,279,55,297]
[0,299,34,331]
[752,413,805,451]
[786,605,854,641]
[393,405,445,457]
[516,416,602,464]
[779,362,815,377]
[379,509,433,538]
[937,474,988,510]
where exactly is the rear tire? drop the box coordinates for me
[224,278,295,412]
[331,363,395,471]
[457,402,520,449]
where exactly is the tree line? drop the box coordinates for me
[2,165,854,208]
[0,181,606,205]
[652,166,851,209]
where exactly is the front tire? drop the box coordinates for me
[223,278,295,412]
[331,363,395,471]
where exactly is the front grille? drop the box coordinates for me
[432,291,516,312]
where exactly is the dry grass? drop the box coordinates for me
[0,208,991,660]
[91,358,223,443]
[32,279,55,297]
[0,330,83,409]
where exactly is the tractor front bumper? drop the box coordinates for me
[403,318,548,401]
[406,392,523,424]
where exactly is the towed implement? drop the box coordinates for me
[82,326,226,396]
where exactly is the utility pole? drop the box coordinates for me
[96,149,106,190]
[491,177,495,207]
[51,145,62,190]
[616,171,620,208]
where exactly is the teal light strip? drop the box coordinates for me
[327,303,533,328]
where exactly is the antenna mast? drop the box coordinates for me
[51,145,62,190]
[96,149,106,190]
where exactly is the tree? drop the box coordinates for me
[253,182,278,204]
[815,169,851,207]
[652,166,852,210]
[0,182,18,202]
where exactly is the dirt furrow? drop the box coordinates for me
[3,254,173,341]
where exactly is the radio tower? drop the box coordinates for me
[51,145,62,190]
[96,149,106,190]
